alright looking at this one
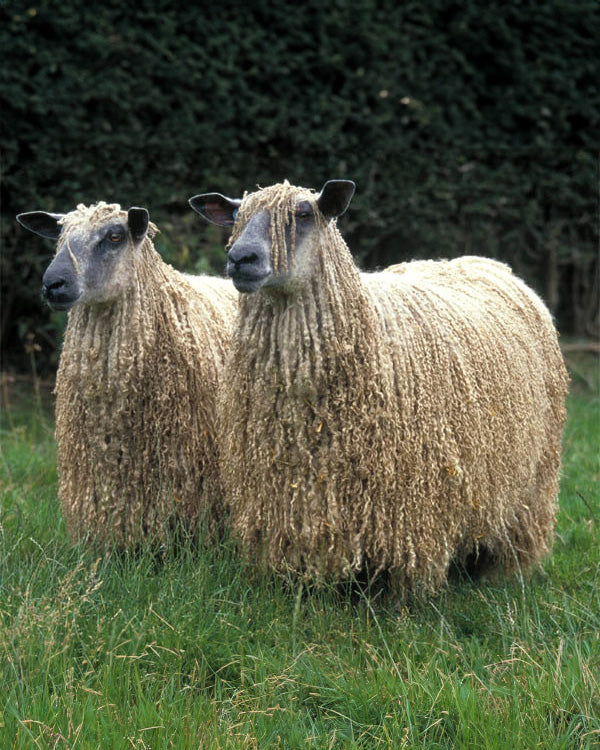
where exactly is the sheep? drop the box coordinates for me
[17,202,237,548]
[188,179,569,593]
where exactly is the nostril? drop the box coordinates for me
[231,252,259,268]
[42,278,66,299]
[238,253,258,267]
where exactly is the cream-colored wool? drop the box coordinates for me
[54,203,237,547]
[219,182,569,592]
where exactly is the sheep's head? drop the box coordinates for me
[189,180,355,294]
[17,203,153,310]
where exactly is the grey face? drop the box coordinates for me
[17,207,149,311]
[43,221,131,310]
[225,209,273,293]
[226,199,318,294]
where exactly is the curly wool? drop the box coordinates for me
[219,182,569,592]
[55,203,237,547]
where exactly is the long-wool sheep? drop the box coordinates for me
[189,180,569,593]
[17,202,237,547]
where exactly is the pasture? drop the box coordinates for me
[0,350,598,749]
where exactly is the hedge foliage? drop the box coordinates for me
[2,0,598,373]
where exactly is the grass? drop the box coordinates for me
[0,353,599,750]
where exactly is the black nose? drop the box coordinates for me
[41,277,67,300]
[40,271,80,310]
[228,245,259,269]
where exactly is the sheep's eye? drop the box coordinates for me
[295,201,313,220]
[232,208,239,221]
[108,231,123,243]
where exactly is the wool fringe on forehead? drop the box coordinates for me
[54,208,236,548]
[228,181,320,274]
[218,182,569,593]
[57,202,158,242]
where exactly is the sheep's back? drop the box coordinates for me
[183,274,237,308]
[363,255,566,462]
[359,256,567,584]
[178,274,238,365]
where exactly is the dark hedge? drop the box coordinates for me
[1,0,598,373]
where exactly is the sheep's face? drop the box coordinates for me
[189,180,355,295]
[17,204,149,311]
[226,199,319,294]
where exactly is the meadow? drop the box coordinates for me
[1,350,598,749]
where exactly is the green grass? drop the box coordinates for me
[1,356,599,750]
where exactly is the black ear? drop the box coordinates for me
[316,180,356,220]
[16,211,64,240]
[189,193,242,227]
[128,207,149,243]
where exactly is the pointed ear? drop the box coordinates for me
[128,207,149,243]
[316,180,356,220]
[189,193,242,227]
[16,211,64,240]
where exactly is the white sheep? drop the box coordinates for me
[17,202,237,547]
[189,179,569,593]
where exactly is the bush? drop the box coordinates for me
[2,0,598,374]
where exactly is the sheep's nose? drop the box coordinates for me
[41,277,67,300]
[228,245,259,269]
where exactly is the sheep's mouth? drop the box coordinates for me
[47,300,76,311]
[44,293,82,311]
[229,270,271,294]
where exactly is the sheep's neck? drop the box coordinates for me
[221,233,393,567]
[59,245,171,398]
[235,239,382,395]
